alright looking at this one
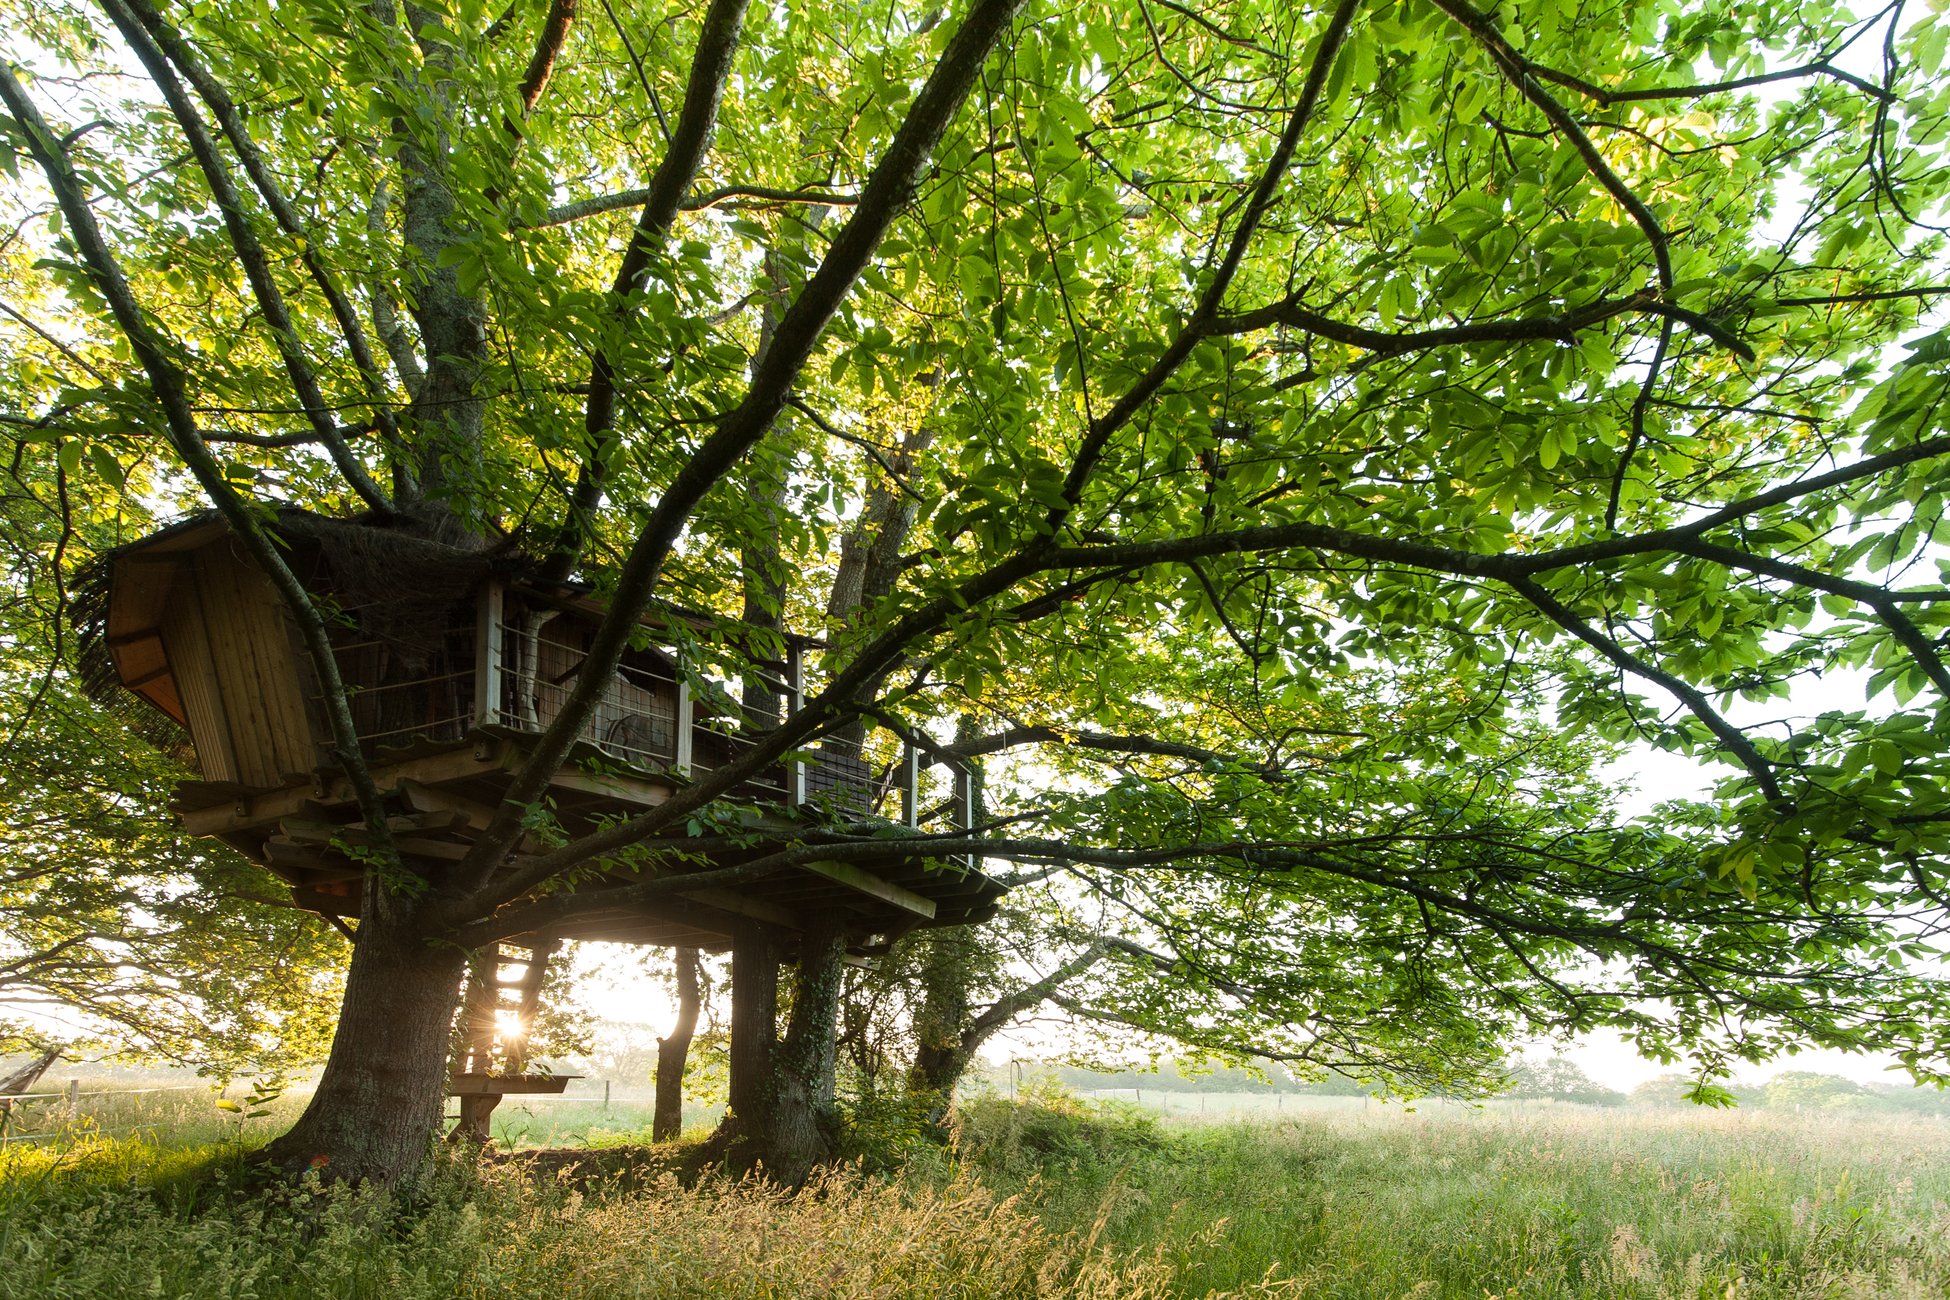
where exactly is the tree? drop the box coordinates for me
[0,417,342,1076]
[1503,1057,1626,1105]
[6,0,1950,1182]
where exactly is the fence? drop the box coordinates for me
[0,1082,213,1144]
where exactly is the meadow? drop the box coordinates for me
[0,1084,1945,1298]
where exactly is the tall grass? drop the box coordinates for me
[1,1089,1944,1298]
[953,1092,1950,1298]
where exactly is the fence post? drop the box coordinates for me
[64,1079,79,1125]
[603,1080,611,1112]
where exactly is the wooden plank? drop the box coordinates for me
[681,887,801,930]
[194,545,277,786]
[399,780,500,830]
[796,859,936,920]
[544,764,674,808]
[900,743,919,827]
[391,837,472,862]
[216,545,314,782]
[262,840,365,883]
[673,673,694,774]
[787,644,807,803]
[279,811,471,843]
[162,573,238,782]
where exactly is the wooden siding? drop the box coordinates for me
[174,542,315,787]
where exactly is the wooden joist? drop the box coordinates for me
[179,740,521,836]
[681,887,801,930]
[279,810,472,844]
[796,858,936,920]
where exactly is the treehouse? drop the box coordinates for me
[83,514,1005,1137]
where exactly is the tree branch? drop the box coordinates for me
[100,0,395,516]
[0,62,400,870]
[543,0,754,579]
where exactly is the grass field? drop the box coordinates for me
[0,1085,1945,1298]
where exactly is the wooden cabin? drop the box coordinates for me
[88,516,1004,952]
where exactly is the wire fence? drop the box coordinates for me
[0,1079,678,1147]
[0,1082,212,1144]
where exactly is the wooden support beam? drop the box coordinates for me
[727,928,778,1125]
[797,859,936,920]
[279,811,471,844]
[954,762,980,870]
[398,779,500,831]
[674,671,694,776]
[544,763,676,808]
[180,741,519,836]
[787,643,807,805]
[681,887,801,930]
[390,837,473,862]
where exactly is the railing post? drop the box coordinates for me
[900,742,919,827]
[473,579,504,728]
[674,654,694,776]
[787,641,807,804]
[953,761,981,870]
[63,1079,79,1125]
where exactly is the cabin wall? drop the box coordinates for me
[162,542,315,788]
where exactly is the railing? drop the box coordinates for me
[314,597,478,761]
[307,586,981,859]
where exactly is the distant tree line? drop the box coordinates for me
[987,1056,1950,1116]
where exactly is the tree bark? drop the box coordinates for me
[710,923,848,1181]
[906,927,979,1112]
[257,895,468,1182]
[765,924,845,1183]
[905,936,1111,1119]
[652,946,702,1141]
[823,411,938,758]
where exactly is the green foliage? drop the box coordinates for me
[952,1086,1170,1176]
[0,463,342,1075]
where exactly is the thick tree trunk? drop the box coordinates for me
[652,946,702,1141]
[905,926,979,1118]
[766,925,845,1183]
[258,898,467,1183]
[710,923,847,1182]
[822,407,938,759]
[903,934,1111,1122]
